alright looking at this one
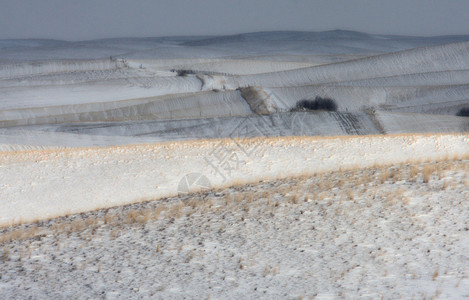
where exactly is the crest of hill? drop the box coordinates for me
[3,31,469,61]
[182,30,469,49]
[182,30,376,46]
[228,40,469,88]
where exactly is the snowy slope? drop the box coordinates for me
[377,112,469,133]
[0,59,126,79]
[3,30,469,61]
[327,69,469,87]
[0,76,203,110]
[268,84,469,115]
[1,32,468,132]
[1,161,468,298]
[227,42,469,88]
[1,31,469,300]
[0,31,468,214]
[0,90,251,128]
[0,134,467,226]
[0,111,379,149]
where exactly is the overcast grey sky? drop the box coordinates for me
[1,0,469,41]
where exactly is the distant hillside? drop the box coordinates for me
[2,30,469,61]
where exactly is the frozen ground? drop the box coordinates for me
[0,31,469,298]
[1,30,469,150]
[0,159,468,299]
[0,134,468,226]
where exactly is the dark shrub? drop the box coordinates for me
[171,69,194,77]
[293,96,337,112]
[456,107,469,117]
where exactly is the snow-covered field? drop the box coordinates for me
[0,134,468,227]
[1,31,469,150]
[0,31,469,298]
[1,159,468,298]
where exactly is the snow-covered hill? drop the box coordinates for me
[1,30,469,299]
[1,158,468,299]
[0,30,468,218]
[3,30,469,62]
[0,134,468,226]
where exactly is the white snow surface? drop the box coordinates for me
[0,31,468,215]
[228,42,469,87]
[1,160,468,299]
[0,31,469,299]
[1,33,468,149]
[0,134,468,226]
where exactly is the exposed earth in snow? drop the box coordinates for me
[0,30,468,298]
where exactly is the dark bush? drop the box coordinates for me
[456,107,469,117]
[293,96,337,112]
[171,69,194,77]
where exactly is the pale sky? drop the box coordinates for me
[1,0,469,41]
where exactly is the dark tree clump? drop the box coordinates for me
[171,69,194,77]
[456,107,469,117]
[293,96,337,112]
